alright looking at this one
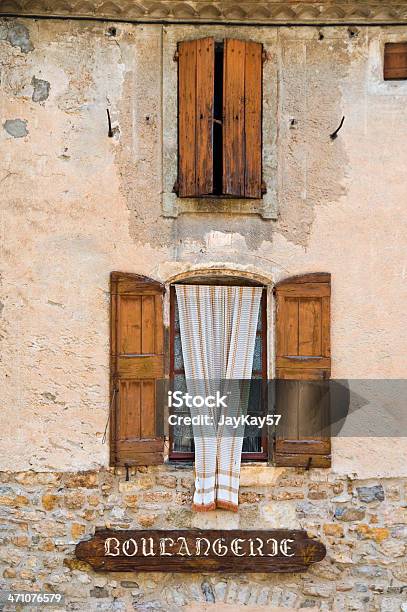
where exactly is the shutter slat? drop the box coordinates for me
[110,272,165,466]
[244,40,263,198]
[178,39,197,197]
[178,38,214,197]
[119,380,141,440]
[141,295,155,354]
[223,38,263,198]
[274,274,331,468]
[298,299,322,356]
[223,38,246,197]
[196,37,214,195]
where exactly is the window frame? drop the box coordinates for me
[161,27,278,220]
[168,282,268,462]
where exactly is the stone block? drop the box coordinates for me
[335,507,365,521]
[239,466,286,487]
[323,523,344,537]
[142,491,173,503]
[124,495,138,508]
[356,485,384,503]
[390,560,407,582]
[155,475,177,488]
[138,514,158,528]
[261,501,299,528]
[71,523,86,539]
[64,472,98,489]
[302,582,333,598]
[42,493,59,511]
[90,586,109,598]
[270,489,304,501]
[12,535,30,547]
[63,492,86,509]
[355,524,390,542]
[87,494,100,507]
[239,491,264,504]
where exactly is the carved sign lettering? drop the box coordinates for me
[75,529,326,572]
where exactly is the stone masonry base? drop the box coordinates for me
[0,466,406,611]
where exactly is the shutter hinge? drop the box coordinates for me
[306,457,313,470]
[262,50,268,63]
[173,51,179,62]
[261,181,267,195]
[172,180,179,195]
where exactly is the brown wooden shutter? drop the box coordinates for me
[223,38,263,199]
[384,42,407,80]
[110,272,165,466]
[274,273,331,468]
[177,37,214,197]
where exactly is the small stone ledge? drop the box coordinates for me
[240,465,286,487]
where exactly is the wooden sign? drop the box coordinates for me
[75,529,326,573]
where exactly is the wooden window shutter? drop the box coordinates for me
[223,38,263,199]
[110,272,165,466]
[384,42,407,80]
[274,273,331,468]
[177,37,215,197]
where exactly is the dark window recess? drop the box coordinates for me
[169,285,268,462]
[213,43,224,195]
[384,42,407,80]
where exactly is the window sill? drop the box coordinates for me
[162,192,278,219]
[160,461,286,487]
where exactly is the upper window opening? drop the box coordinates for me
[176,37,264,200]
[384,42,407,80]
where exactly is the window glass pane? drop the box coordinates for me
[242,380,264,454]
[172,374,187,398]
[174,334,184,370]
[252,334,262,372]
[172,425,194,453]
[257,301,262,331]
[247,379,263,413]
[171,373,194,452]
[242,434,262,453]
[174,300,180,329]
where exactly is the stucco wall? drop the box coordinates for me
[1,18,407,474]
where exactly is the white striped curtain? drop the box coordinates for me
[175,285,262,512]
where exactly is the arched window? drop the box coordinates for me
[169,275,268,462]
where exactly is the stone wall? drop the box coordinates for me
[1,467,407,611]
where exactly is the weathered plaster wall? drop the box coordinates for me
[1,18,407,475]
